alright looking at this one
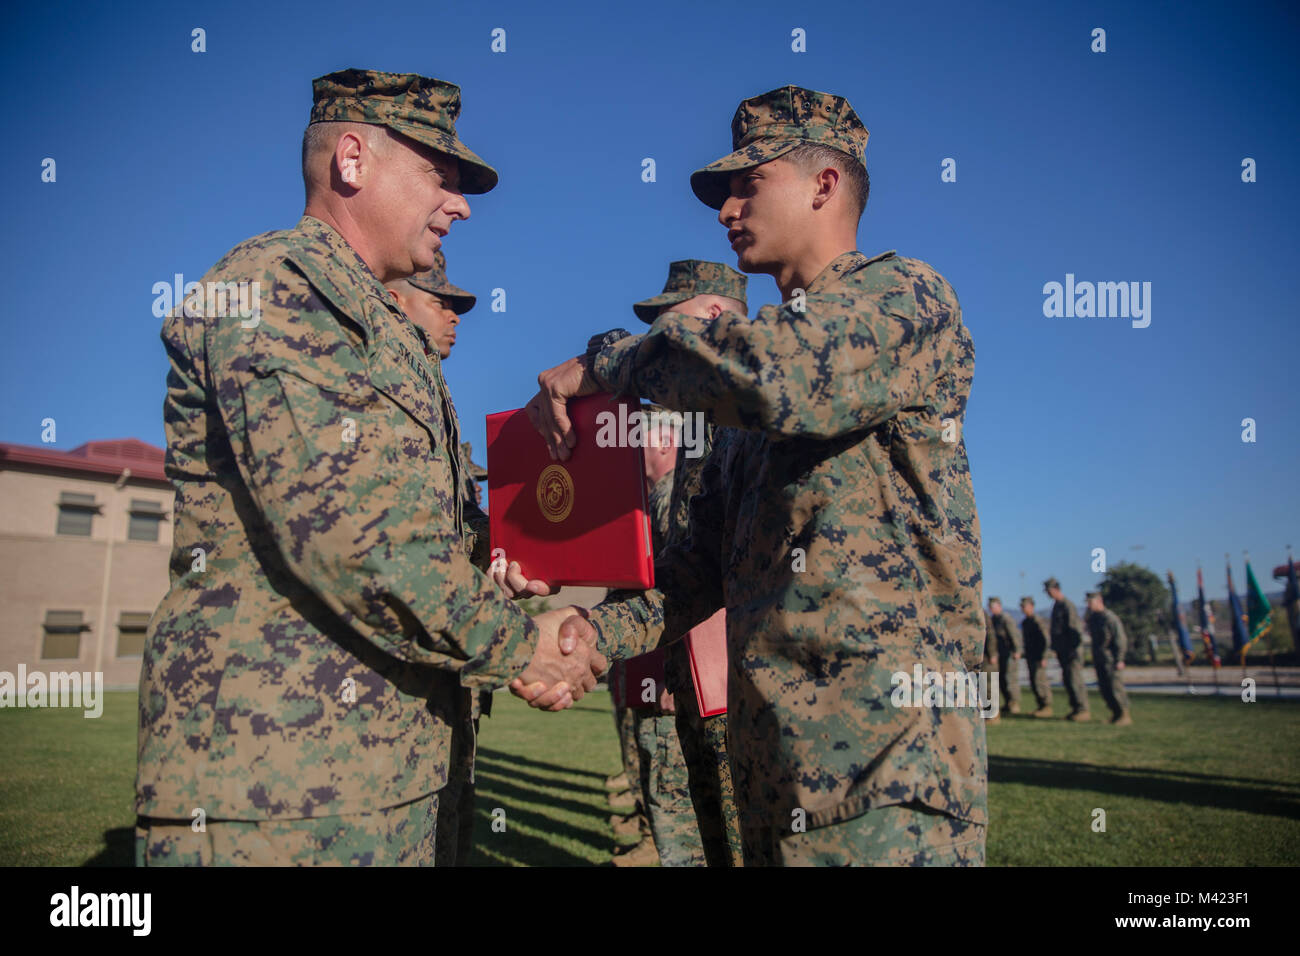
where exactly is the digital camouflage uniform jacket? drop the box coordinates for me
[662,423,718,695]
[1051,597,1086,658]
[585,250,986,833]
[137,216,535,821]
[989,610,1022,659]
[1088,608,1128,661]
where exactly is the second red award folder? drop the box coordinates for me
[485,393,655,589]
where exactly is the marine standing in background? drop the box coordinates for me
[619,415,705,866]
[987,597,1021,715]
[1018,596,1053,717]
[386,250,498,865]
[1045,577,1090,722]
[601,261,749,866]
[1086,591,1133,725]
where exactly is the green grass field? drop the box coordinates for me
[2,689,1297,866]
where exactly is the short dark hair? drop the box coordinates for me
[782,143,869,221]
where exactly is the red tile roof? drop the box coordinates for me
[0,438,169,484]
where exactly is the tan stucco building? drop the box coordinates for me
[0,439,173,690]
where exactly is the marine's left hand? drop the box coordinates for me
[489,549,553,600]
[524,354,601,461]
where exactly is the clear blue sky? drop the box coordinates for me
[2,0,1296,604]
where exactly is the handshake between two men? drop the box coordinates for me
[487,350,614,713]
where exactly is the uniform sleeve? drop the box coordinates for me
[459,445,491,571]
[1007,616,1023,654]
[463,497,492,571]
[587,432,731,659]
[204,261,535,687]
[1066,602,1085,648]
[1111,616,1128,659]
[590,268,960,440]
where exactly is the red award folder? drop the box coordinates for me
[687,609,728,716]
[486,393,655,589]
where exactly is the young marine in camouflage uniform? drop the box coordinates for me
[1045,577,1091,721]
[1018,596,1054,716]
[136,70,603,866]
[523,86,987,866]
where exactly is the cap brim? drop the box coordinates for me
[632,291,693,324]
[689,139,802,209]
[389,122,499,194]
[406,278,478,314]
[444,290,476,315]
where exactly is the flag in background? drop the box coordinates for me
[1227,560,1250,662]
[1283,551,1299,655]
[1196,566,1221,666]
[1167,570,1194,666]
[1244,559,1273,654]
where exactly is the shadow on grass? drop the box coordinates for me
[84,827,133,867]
[474,762,608,801]
[990,755,1300,818]
[476,747,606,780]
[473,772,608,830]
[467,784,611,866]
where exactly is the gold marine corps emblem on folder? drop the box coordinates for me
[536,464,575,523]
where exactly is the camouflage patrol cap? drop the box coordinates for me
[460,441,488,480]
[690,85,869,209]
[632,260,748,324]
[407,249,477,314]
[1020,596,1035,605]
[987,596,1002,605]
[1085,591,1101,600]
[310,69,498,194]
[1043,577,1061,590]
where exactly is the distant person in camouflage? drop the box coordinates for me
[1018,596,1053,717]
[620,413,705,866]
[523,86,986,865]
[1086,592,1133,725]
[987,597,1021,715]
[980,611,999,724]
[597,262,749,866]
[1045,577,1090,721]
[136,69,604,867]
[639,264,748,868]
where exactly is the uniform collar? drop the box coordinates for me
[295,215,391,301]
[805,249,897,296]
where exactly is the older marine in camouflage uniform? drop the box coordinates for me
[1045,577,1091,721]
[986,597,1021,714]
[1085,592,1133,725]
[135,70,597,866]
[527,87,987,865]
[1018,596,1053,716]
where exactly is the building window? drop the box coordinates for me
[117,612,151,657]
[127,499,167,542]
[56,492,99,536]
[41,610,87,659]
